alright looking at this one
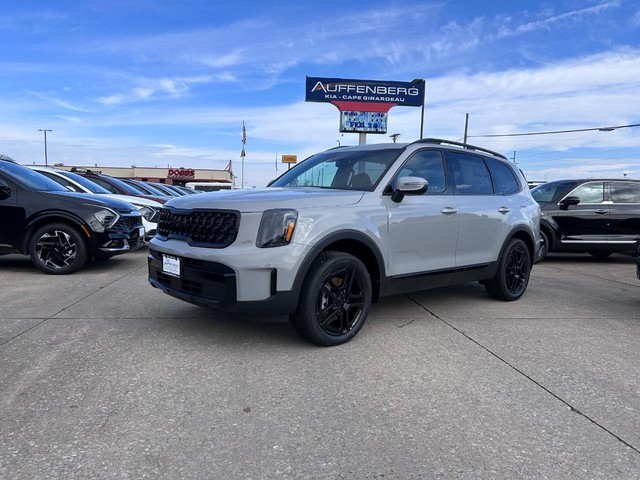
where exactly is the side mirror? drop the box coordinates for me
[391,176,428,203]
[559,195,580,210]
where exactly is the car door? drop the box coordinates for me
[607,181,640,245]
[0,174,23,247]
[386,149,459,275]
[447,151,512,266]
[554,181,608,244]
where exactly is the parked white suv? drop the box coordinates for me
[148,139,540,345]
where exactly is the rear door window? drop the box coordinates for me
[447,151,494,195]
[609,182,640,203]
[485,158,520,194]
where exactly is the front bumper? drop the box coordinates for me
[147,245,300,314]
[98,225,145,253]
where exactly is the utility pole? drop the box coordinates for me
[38,129,52,167]
[390,133,401,143]
[511,151,517,163]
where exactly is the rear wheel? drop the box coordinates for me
[29,223,87,274]
[290,251,372,346]
[485,238,531,301]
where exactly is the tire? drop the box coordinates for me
[485,238,531,301]
[29,223,87,274]
[290,251,372,346]
[587,251,613,258]
[538,230,549,262]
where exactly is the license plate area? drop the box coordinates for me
[162,254,181,277]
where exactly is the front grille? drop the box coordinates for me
[156,207,240,248]
[115,214,143,230]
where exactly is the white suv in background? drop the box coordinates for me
[148,138,540,346]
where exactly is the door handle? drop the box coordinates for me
[498,206,511,214]
[440,207,458,215]
[594,209,608,215]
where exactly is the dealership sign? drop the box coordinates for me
[305,76,425,134]
[305,77,424,107]
[168,168,195,179]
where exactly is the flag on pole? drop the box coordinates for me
[241,121,246,158]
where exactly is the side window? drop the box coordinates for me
[392,150,447,194]
[38,171,82,192]
[485,158,521,194]
[609,182,640,203]
[90,177,118,193]
[448,152,493,194]
[567,182,605,204]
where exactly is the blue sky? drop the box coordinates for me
[1,0,639,187]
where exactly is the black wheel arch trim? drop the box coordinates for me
[22,211,90,253]
[500,225,537,264]
[289,229,387,308]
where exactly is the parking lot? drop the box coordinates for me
[1,248,639,479]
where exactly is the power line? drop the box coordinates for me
[468,123,640,138]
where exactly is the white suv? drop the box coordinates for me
[148,139,540,346]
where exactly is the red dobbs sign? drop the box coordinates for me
[168,168,195,179]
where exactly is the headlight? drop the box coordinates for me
[256,209,297,248]
[87,208,120,232]
[137,205,158,222]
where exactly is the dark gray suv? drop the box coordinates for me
[0,160,144,274]
[531,179,640,260]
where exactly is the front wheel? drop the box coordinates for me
[485,238,531,301]
[290,251,372,346]
[29,223,87,274]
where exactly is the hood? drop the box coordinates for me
[164,187,365,212]
[41,191,137,213]
[106,193,163,208]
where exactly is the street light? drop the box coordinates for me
[38,129,52,167]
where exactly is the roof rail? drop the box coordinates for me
[411,138,508,160]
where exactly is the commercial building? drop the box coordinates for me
[44,164,234,188]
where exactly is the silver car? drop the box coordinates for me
[148,138,540,346]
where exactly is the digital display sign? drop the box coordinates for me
[340,111,388,134]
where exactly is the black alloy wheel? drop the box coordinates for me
[485,238,531,301]
[291,251,372,346]
[29,223,87,274]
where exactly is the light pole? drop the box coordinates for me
[38,129,52,166]
[411,78,426,139]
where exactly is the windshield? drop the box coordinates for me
[269,147,402,191]
[0,162,68,191]
[57,170,111,194]
[531,180,576,203]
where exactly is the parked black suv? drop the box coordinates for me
[531,178,640,260]
[0,160,144,274]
